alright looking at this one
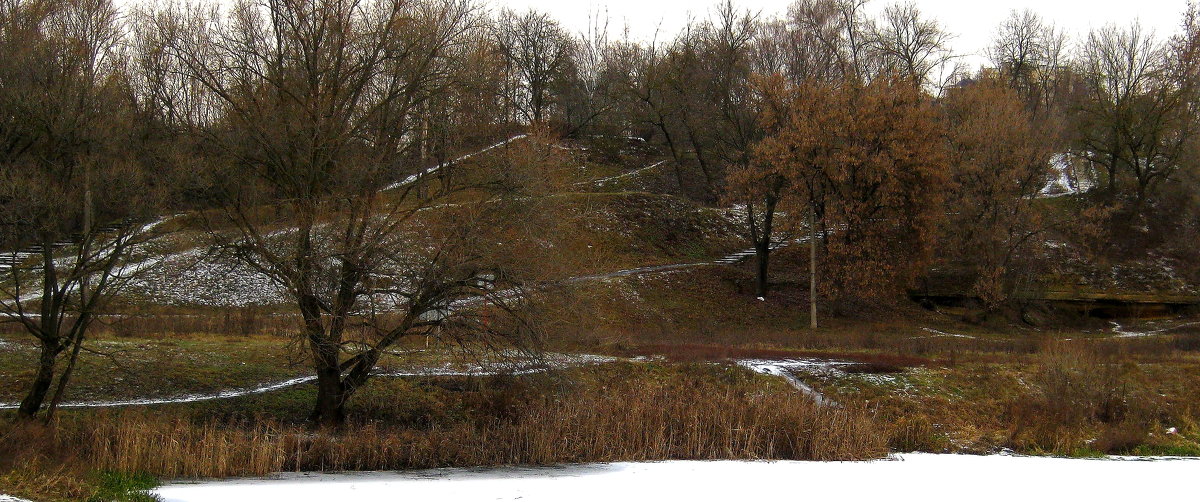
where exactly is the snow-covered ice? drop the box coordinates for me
[154,453,1200,502]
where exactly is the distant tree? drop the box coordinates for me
[1073,23,1195,207]
[867,2,954,90]
[618,40,691,187]
[940,79,1054,309]
[755,0,852,85]
[778,0,872,80]
[622,2,760,202]
[755,75,948,304]
[553,11,624,137]
[987,9,1071,112]
[494,9,575,125]
[0,0,164,420]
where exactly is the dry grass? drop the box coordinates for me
[0,364,887,495]
[616,342,935,369]
[1003,341,1161,454]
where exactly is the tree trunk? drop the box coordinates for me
[751,183,781,298]
[307,323,346,428]
[754,241,770,297]
[45,329,85,422]
[311,363,346,428]
[16,340,58,419]
[300,293,346,428]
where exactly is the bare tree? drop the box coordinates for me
[988,9,1071,111]
[867,2,954,90]
[1073,23,1194,206]
[0,0,164,420]
[782,0,874,82]
[758,0,848,84]
[139,0,557,427]
[494,8,574,125]
[551,9,624,137]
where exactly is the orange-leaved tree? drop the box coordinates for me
[754,74,948,307]
[940,78,1055,309]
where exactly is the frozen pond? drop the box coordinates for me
[155,453,1199,501]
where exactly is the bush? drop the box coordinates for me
[1028,342,1133,425]
[1007,342,1160,454]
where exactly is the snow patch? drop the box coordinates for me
[1109,320,1200,339]
[0,353,624,410]
[578,160,667,187]
[914,327,978,340]
[384,135,528,191]
[154,454,1200,502]
[1040,153,1095,198]
[736,358,843,406]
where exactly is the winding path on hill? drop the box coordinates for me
[0,240,842,410]
[1,136,840,410]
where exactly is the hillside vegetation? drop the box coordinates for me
[5,0,1200,500]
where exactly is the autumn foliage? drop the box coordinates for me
[753,75,948,304]
[940,79,1055,308]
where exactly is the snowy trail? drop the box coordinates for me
[153,454,1200,502]
[2,214,184,306]
[0,242,814,410]
[3,137,530,308]
[1109,320,1200,338]
[572,238,799,282]
[736,359,843,406]
[576,160,667,187]
[0,356,620,410]
[0,352,842,410]
[0,374,319,410]
[383,135,528,191]
[909,327,980,340]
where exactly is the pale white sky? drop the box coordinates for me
[497,0,1190,69]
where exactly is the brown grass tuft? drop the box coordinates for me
[0,365,887,483]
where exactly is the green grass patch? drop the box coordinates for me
[88,471,161,502]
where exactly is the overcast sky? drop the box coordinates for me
[495,0,1190,69]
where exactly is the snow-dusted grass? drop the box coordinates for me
[154,453,1200,502]
[0,352,624,410]
[736,358,843,406]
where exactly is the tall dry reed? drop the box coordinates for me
[2,372,886,479]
